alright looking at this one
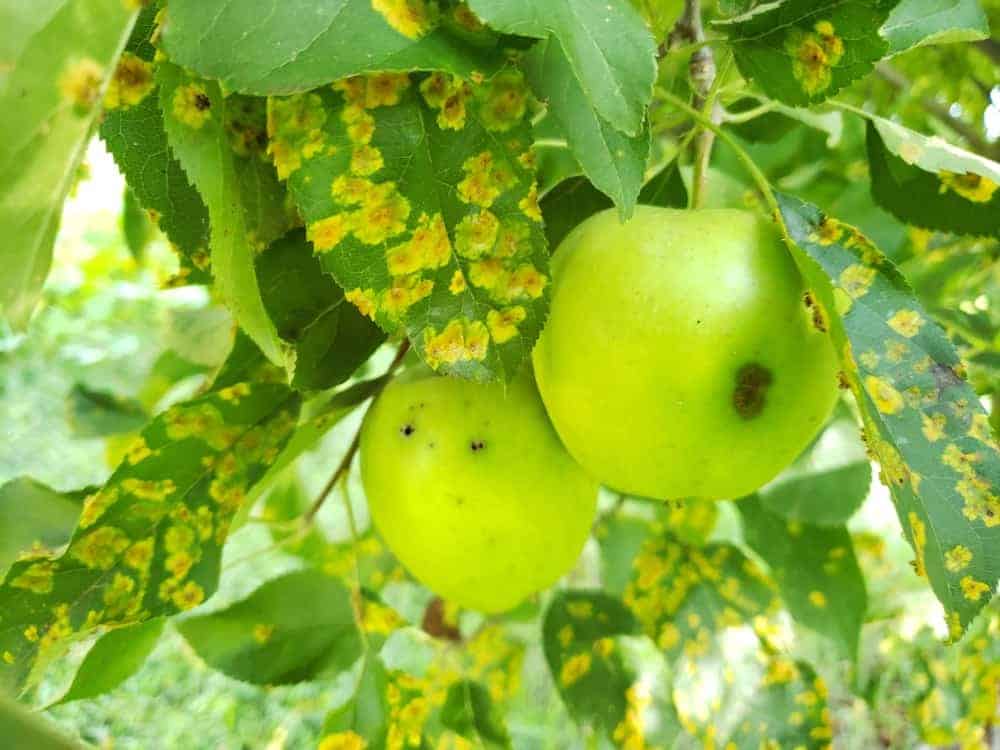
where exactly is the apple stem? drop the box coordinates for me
[303,339,411,524]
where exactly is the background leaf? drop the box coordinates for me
[719,0,901,107]
[0,479,83,575]
[779,192,1000,637]
[67,384,148,438]
[256,230,385,392]
[0,0,136,327]
[440,680,511,748]
[467,0,656,136]
[54,618,165,705]
[1,692,83,750]
[176,570,361,685]
[160,0,503,96]
[740,496,868,659]
[275,71,548,381]
[881,0,990,56]
[157,62,291,365]
[100,4,212,285]
[865,117,1000,236]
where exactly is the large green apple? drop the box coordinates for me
[360,368,598,612]
[532,206,839,501]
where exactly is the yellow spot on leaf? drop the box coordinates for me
[371,0,435,39]
[252,623,275,644]
[960,576,990,601]
[944,545,972,572]
[487,306,526,344]
[922,413,946,442]
[479,69,528,132]
[557,624,573,648]
[865,375,904,415]
[350,144,384,176]
[888,309,924,338]
[908,512,927,578]
[785,21,844,95]
[448,270,467,294]
[455,210,499,258]
[808,590,827,607]
[172,82,212,129]
[317,731,366,750]
[939,172,998,203]
[345,288,378,319]
[80,487,120,528]
[10,561,57,593]
[382,274,433,318]
[839,264,876,299]
[59,58,104,109]
[559,652,591,687]
[71,526,131,570]
[354,182,411,245]
[422,319,489,368]
[268,93,327,179]
[309,214,352,253]
[519,182,542,222]
[104,52,154,109]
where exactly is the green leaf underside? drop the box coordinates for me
[758,411,872,526]
[881,0,989,56]
[0,0,136,328]
[778,192,1000,638]
[0,380,300,693]
[865,119,1000,237]
[54,617,165,705]
[466,0,656,136]
[176,570,360,685]
[157,62,292,366]
[542,590,640,737]
[321,654,390,745]
[441,680,511,747]
[719,0,901,107]
[740,496,867,659]
[0,480,84,576]
[256,230,386,392]
[160,0,503,96]
[524,39,649,218]
[68,384,149,438]
[274,71,548,382]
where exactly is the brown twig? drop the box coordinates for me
[303,339,410,523]
[664,0,722,208]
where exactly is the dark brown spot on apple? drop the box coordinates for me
[733,363,773,419]
[470,440,485,452]
[401,424,415,436]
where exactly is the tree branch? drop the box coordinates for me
[874,63,997,160]
[665,0,722,209]
[303,340,411,523]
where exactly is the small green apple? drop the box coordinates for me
[533,206,839,500]
[360,368,598,613]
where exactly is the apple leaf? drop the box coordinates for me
[739,496,867,660]
[0,0,136,328]
[542,590,641,740]
[67,384,149,438]
[0,479,84,576]
[881,0,990,56]
[758,409,872,526]
[176,570,361,685]
[466,0,656,136]
[865,117,1000,237]
[157,62,293,366]
[523,38,649,218]
[256,230,386,391]
[440,680,511,747]
[53,617,165,705]
[160,0,504,96]
[0,691,82,750]
[319,654,390,747]
[779,192,1000,638]
[99,4,211,285]
[0,375,300,694]
[718,0,902,107]
[274,70,548,382]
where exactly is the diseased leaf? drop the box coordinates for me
[778,192,1000,637]
[67,384,148,438]
[542,590,641,739]
[176,569,361,685]
[157,62,292,366]
[881,0,989,56]
[524,38,649,218]
[467,0,656,136]
[0,377,300,693]
[99,4,211,285]
[54,617,165,705]
[758,408,872,526]
[623,530,778,660]
[319,654,390,748]
[0,479,84,575]
[257,230,385,391]
[440,680,511,747]
[739,496,867,659]
[160,0,503,96]
[718,0,901,107]
[865,118,1000,237]
[0,0,136,328]
[722,657,834,749]
[274,71,548,381]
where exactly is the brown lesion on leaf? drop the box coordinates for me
[732,363,773,419]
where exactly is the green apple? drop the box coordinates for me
[360,368,598,612]
[533,206,839,501]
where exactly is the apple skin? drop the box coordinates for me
[532,206,839,501]
[360,368,598,613]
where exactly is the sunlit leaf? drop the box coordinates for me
[881,0,989,56]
